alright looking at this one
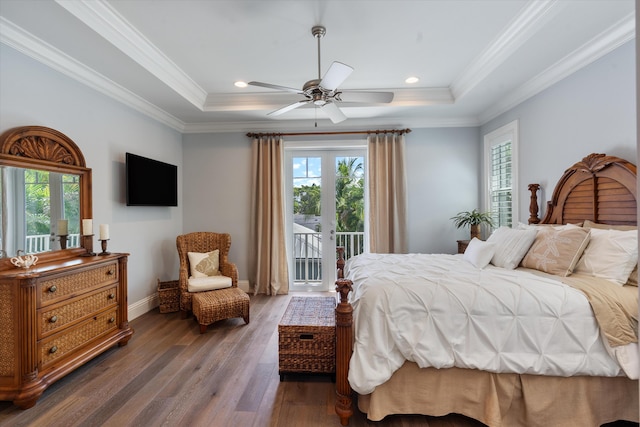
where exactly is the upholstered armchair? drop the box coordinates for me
[176,232,239,316]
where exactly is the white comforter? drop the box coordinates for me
[345,253,631,395]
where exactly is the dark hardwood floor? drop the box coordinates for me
[0,293,637,427]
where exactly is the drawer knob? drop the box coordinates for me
[48,285,57,293]
[49,346,58,354]
[109,317,115,323]
[107,269,115,276]
[49,315,58,323]
[108,293,115,300]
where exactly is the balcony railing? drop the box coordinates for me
[293,231,364,282]
[25,233,81,253]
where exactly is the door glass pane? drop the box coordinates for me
[335,157,365,261]
[292,157,322,284]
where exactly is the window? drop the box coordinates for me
[484,120,518,228]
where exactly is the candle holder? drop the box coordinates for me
[58,234,69,250]
[81,234,96,257]
[99,239,111,256]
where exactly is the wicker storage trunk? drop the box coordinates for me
[278,296,336,380]
[157,279,180,313]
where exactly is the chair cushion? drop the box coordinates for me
[188,250,220,278]
[188,275,232,292]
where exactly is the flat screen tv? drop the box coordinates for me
[126,152,178,206]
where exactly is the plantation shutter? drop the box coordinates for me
[489,141,512,227]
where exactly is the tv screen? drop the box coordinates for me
[126,152,178,206]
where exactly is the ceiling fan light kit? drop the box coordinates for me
[248,25,394,124]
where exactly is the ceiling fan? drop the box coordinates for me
[248,26,394,124]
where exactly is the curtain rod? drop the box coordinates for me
[246,128,411,138]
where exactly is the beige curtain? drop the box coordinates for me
[249,136,289,295]
[368,132,408,253]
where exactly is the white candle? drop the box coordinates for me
[99,224,110,240]
[57,219,68,235]
[82,219,93,236]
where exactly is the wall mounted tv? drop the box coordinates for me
[126,152,178,206]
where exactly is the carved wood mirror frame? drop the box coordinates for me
[0,126,92,268]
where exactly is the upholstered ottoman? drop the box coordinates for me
[191,288,250,333]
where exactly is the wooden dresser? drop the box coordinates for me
[0,253,134,409]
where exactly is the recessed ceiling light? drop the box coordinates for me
[405,76,419,84]
[234,81,248,88]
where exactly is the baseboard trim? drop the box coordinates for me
[128,294,158,320]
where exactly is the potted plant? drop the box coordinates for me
[450,209,495,240]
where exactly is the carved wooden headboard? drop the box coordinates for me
[530,153,637,226]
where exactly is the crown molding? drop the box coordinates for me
[55,0,207,110]
[0,17,186,132]
[478,11,635,125]
[451,0,560,101]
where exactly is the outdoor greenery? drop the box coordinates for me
[25,169,80,235]
[292,157,364,233]
[334,157,364,233]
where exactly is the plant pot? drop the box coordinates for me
[470,224,481,240]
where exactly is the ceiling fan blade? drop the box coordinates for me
[339,90,394,103]
[321,102,347,124]
[248,81,303,95]
[319,61,354,91]
[268,100,310,116]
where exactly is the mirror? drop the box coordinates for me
[1,166,82,256]
[0,126,92,262]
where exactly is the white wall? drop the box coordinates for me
[405,127,481,253]
[481,40,636,223]
[0,46,184,317]
[182,132,253,279]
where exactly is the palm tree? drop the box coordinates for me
[335,158,364,233]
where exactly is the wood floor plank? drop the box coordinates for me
[0,292,635,427]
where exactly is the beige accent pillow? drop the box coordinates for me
[487,227,537,269]
[574,228,638,286]
[188,250,220,278]
[517,222,582,230]
[463,238,496,269]
[521,227,590,276]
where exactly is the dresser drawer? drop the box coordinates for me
[39,286,118,337]
[39,308,118,368]
[39,262,118,306]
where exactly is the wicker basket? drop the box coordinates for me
[278,296,336,378]
[157,279,180,313]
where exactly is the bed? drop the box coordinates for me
[333,153,639,426]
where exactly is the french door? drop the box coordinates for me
[285,147,367,291]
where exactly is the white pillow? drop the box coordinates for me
[487,227,538,269]
[574,228,638,286]
[188,250,220,278]
[187,275,232,292]
[463,238,496,269]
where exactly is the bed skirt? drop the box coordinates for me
[357,362,639,427]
